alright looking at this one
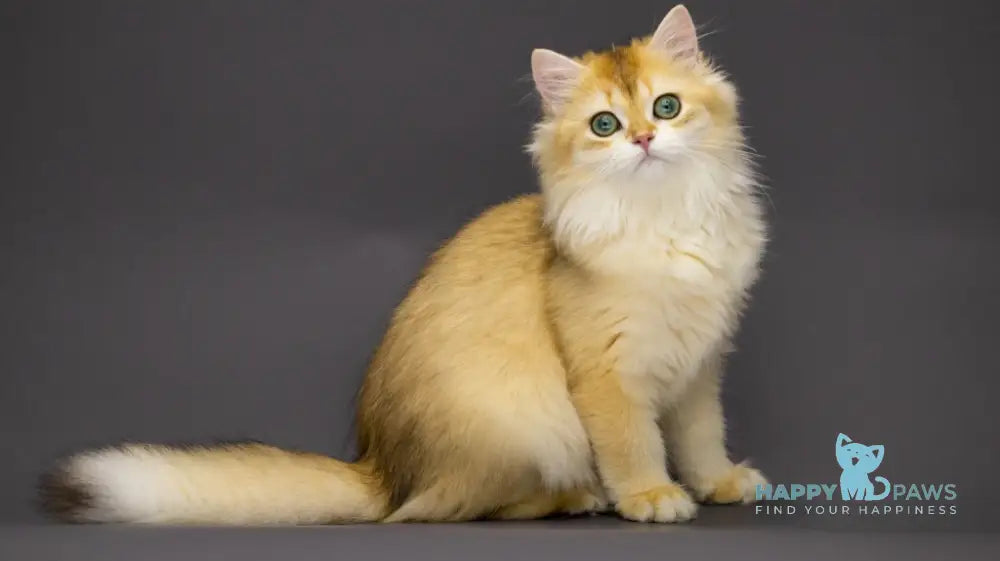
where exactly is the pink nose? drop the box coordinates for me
[632,133,655,152]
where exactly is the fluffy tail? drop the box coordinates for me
[872,476,891,501]
[39,442,387,525]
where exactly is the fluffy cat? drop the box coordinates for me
[39,5,767,525]
[836,433,890,501]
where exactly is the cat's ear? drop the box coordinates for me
[837,433,852,447]
[531,49,584,112]
[869,445,884,460]
[649,5,699,66]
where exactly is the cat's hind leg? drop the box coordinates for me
[381,482,477,523]
[861,481,875,500]
[493,488,608,520]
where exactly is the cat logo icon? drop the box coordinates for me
[836,433,890,501]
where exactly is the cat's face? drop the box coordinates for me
[836,433,885,473]
[530,5,740,186]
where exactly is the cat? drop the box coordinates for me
[39,5,768,525]
[836,433,890,501]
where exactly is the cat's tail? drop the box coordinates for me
[39,442,388,525]
[872,476,891,501]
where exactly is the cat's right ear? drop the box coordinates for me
[531,49,584,112]
[837,433,852,447]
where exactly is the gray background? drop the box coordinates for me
[2,0,998,558]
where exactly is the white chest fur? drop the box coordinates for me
[609,216,760,405]
[548,165,765,407]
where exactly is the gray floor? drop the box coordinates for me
[1,524,995,561]
[4,508,998,561]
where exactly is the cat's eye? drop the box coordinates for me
[589,112,620,137]
[653,94,682,120]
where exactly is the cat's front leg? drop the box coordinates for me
[570,368,697,523]
[663,352,767,504]
[840,474,855,500]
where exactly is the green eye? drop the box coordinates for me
[653,94,681,119]
[589,112,620,137]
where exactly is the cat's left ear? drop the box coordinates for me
[869,445,885,460]
[649,5,699,66]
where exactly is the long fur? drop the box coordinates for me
[40,5,768,525]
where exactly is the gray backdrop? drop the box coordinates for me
[2,0,998,547]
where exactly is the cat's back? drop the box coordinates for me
[412,193,552,299]
[376,193,556,360]
[431,193,551,278]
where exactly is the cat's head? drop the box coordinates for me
[528,5,748,248]
[836,433,885,473]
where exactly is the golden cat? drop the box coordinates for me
[40,5,767,525]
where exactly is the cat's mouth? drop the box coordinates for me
[851,457,860,466]
[633,153,667,170]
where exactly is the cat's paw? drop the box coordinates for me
[561,489,608,516]
[615,483,697,523]
[692,463,768,504]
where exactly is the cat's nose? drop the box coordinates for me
[632,133,655,153]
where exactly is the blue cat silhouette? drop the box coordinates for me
[836,433,890,500]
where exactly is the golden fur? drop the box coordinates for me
[41,5,768,525]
